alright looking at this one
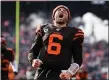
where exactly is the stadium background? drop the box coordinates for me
[1,1,108,79]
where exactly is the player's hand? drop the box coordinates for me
[32,59,43,69]
[59,71,72,80]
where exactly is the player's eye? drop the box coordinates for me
[63,9,66,12]
[58,8,61,11]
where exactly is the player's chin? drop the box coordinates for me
[56,19,64,22]
[58,18,64,21]
[56,20,66,25]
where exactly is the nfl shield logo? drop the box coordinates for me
[56,28,60,31]
[44,28,48,33]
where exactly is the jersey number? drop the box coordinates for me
[47,34,63,55]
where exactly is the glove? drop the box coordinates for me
[32,59,43,69]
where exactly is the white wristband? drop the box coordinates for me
[68,63,79,76]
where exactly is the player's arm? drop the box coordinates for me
[68,29,84,76]
[8,48,15,62]
[28,25,43,65]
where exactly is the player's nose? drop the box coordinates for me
[60,9,64,13]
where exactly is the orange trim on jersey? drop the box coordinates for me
[77,30,83,32]
[75,33,84,36]
[7,48,13,51]
[73,36,83,41]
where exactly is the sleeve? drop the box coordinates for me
[72,29,84,66]
[28,25,43,65]
[68,29,84,76]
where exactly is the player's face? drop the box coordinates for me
[54,8,68,24]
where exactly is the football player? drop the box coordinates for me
[1,36,15,80]
[28,5,84,80]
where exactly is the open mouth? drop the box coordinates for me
[59,14,63,18]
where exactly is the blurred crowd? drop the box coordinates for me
[1,11,108,80]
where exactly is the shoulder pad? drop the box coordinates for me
[7,48,14,54]
[41,23,49,26]
[76,28,84,36]
[73,27,84,41]
[7,48,13,51]
[36,23,48,32]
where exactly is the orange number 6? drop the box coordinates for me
[47,34,63,55]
